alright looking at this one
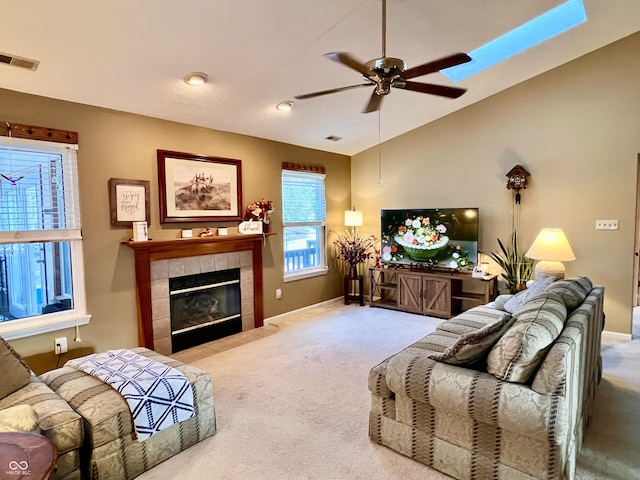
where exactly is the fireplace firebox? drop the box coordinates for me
[170,268,241,352]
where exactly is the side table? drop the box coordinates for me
[344,274,364,306]
[0,432,58,480]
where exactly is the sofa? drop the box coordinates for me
[41,347,216,480]
[0,336,84,480]
[368,276,604,480]
[0,339,216,480]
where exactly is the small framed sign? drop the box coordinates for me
[109,178,151,227]
[238,220,263,235]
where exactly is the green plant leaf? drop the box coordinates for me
[490,231,533,294]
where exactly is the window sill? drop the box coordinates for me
[0,312,92,340]
[283,267,329,283]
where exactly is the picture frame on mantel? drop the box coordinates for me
[108,178,151,227]
[157,149,243,223]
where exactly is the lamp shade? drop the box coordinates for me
[525,228,576,261]
[344,210,363,227]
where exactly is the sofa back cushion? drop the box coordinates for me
[545,276,592,313]
[0,336,32,400]
[503,276,556,313]
[487,292,567,383]
[428,307,514,365]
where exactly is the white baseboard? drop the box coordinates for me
[264,297,342,325]
[602,330,632,342]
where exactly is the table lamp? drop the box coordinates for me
[525,228,576,280]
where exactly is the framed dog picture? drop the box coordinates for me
[157,150,243,223]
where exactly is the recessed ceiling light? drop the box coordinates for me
[276,101,294,111]
[184,72,209,86]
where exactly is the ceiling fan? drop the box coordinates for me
[294,0,472,113]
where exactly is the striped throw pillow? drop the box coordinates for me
[545,276,592,313]
[487,292,567,383]
[428,308,514,365]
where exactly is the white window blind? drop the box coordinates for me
[282,171,326,223]
[0,139,81,240]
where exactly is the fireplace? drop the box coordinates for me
[170,268,242,352]
[124,235,268,355]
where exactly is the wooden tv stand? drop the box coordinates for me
[369,267,498,319]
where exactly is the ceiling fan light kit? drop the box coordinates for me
[294,0,472,113]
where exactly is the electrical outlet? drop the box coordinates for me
[54,337,68,354]
[276,288,283,299]
[595,219,619,230]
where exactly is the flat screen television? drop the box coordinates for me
[380,208,479,270]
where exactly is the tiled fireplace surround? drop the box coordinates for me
[125,235,266,355]
[150,251,254,355]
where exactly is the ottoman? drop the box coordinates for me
[41,348,216,480]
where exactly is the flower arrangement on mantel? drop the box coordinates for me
[333,231,379,277]
[245,198,275,225]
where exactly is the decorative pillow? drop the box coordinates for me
[492,295,513,311]
[503,276,556,314]
[546,276,593,313]
[428,310,514,365]
[0,336,32,400]
[487,291,567,383]
[0,405,40,433]
[436,306,513,335]
[408,330,461,355]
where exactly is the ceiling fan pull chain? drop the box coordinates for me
[381,0,387,58]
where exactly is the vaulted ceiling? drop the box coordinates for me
[2,1,639,155]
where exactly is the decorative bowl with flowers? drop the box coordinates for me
[391,216,449,261]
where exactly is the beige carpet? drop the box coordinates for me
[138,302,640,480]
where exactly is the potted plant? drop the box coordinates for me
[488,231,533,294]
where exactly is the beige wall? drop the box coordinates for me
[352,32,640,335]
[1,89,350,359]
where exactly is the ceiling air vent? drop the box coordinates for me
[0,52,39,71]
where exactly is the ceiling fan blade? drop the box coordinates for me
[402,53,472,80]
[294,83,372,100]
[395,81,467,99]
[325,52,372,77]
[363,90,383,114]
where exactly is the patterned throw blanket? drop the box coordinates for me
[66,349,194,440]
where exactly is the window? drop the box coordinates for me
[282,169,327,281]
[442,0,587,82]
[0,136,90,339]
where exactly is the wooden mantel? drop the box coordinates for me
[123,234,272,349]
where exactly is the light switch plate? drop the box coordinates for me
[595,220,619,230]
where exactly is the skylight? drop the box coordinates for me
[441,0,587,82]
